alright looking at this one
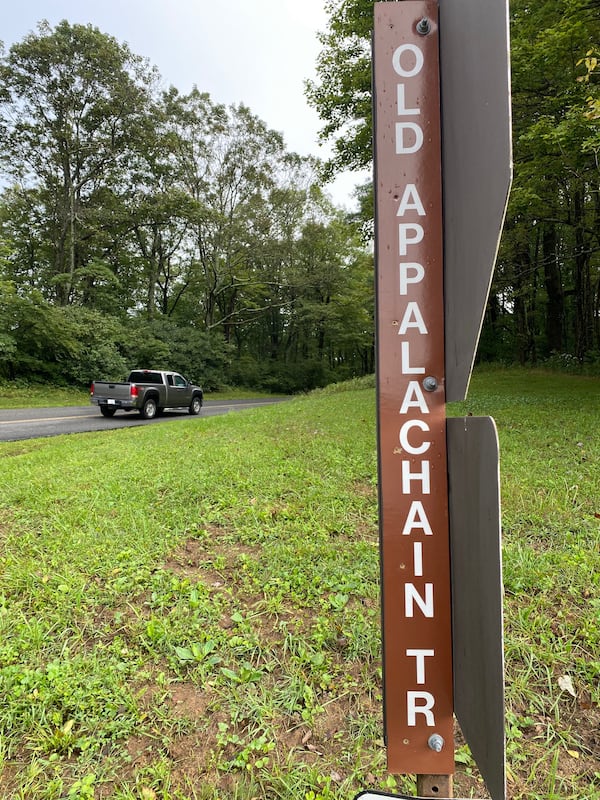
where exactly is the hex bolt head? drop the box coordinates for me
[416,17,431,35]
[423,376,438,392]
[428,733,445,752]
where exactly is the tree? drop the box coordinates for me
[0,20,158,304]
[308,0,600,366]
[305,0,374,177]
[0,20,375,390]
[181,100,293,335]
[163,91,330,349]
[0,281,80,381]
[0,281,18,376]
[501,0,600,361]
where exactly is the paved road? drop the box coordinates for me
[0,398,285,442]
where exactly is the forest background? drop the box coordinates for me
[0,0,598,394]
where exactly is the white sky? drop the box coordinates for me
[1,0,369,208]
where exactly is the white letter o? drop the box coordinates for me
[392,44,424,78]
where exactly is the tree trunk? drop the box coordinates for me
[542,221,563,354]
[513,238,534,364]
[573,189,593,361]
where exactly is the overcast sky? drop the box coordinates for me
[2,0,369,207]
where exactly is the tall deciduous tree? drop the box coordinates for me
[305,0,373,177]
[0,20,157,304]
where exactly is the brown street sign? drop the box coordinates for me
[373,0,453,776]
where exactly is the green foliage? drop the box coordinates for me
[0,282,79,381]
[58,307,128,384]
[0,285,127,384]
[308,0,600,368]
[305,0,374,176]
[0,21,375,391]
[0,20,157,304]
[0,281,18,367]
[486,0,600,363]
[577,47,600,124]
[122,318,233,389]
[256,359,331,394]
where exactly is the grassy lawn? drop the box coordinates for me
[0,368,598,799]
[0,384,92,408]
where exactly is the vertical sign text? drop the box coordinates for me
[373,1,454,775]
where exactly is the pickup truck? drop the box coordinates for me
[90,370,203,419]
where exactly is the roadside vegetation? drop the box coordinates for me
[0,384,274,410]
[0,368,598,799]
[0,384,90,409]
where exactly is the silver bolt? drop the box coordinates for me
[428,733,445,752]
[416,18,431,35]
[423,376,438,392]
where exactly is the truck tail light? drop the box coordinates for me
[90,382,94,395]
[131,384,139,398]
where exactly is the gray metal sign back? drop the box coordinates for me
[440,0,512,401]
[447,416,505,800]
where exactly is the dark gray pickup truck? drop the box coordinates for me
[90,370,203,419]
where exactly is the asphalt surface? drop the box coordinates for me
[0,398,286,442]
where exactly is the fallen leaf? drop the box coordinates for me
[567,749,580,759]
[62,719,75,734]
[558,674,577,697]
[301,730,312,745]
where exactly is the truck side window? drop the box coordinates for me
[174,375,187,387]
[167,375,174,386]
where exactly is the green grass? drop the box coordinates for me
[0,384,278,409]
[0,367,598,799]
[0,384,92,408]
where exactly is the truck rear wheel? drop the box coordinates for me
[100,405,117,417]
[189,395,202,415]
[140,397,158,420]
